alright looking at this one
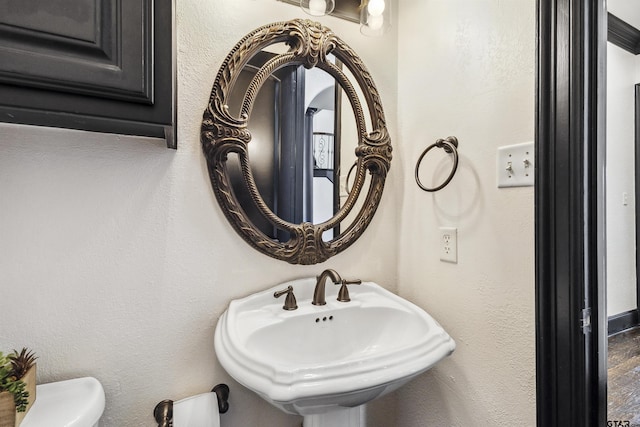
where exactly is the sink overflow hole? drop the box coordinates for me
[315,315,334,323]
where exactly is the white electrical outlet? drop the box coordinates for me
[497,142,534,188]
[439,227,457,263]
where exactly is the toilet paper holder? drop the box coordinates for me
[153,383,229,427]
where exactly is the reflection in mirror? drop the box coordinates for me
[201,19,392,264]
[227,52,361,242]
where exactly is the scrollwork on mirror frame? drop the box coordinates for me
[201,19,392,265]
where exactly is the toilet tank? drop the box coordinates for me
[21,377,105,427]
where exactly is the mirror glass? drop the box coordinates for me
[225,49,368,242]
[201,20,391,264]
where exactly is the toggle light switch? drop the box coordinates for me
[497,142,534,188]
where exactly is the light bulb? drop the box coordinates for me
[308,0,327,15]
[367,0,385,16]
[367,13,384,30]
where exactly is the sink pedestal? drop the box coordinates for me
[303,406,365,427]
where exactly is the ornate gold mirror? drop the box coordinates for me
[201,19,391,264]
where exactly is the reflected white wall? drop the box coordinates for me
[606,41,640,317]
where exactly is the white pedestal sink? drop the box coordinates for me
[214,278,455,427]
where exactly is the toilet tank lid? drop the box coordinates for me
[21,376,105,427]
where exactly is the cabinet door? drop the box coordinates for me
[0,0,176,148]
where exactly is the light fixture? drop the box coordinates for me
[300,0,335,17]
[360,0,390,36]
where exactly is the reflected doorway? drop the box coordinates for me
[606,3,640,422]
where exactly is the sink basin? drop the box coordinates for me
[214,278,455,416]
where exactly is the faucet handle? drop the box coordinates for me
[274,286,298,310]
[337,279,362,302]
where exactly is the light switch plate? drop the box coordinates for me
[497,142,534,188]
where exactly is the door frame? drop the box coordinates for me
[535,0,607,425]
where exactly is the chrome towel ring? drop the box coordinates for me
[415,136,459,192]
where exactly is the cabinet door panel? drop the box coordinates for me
[0,0,152,103]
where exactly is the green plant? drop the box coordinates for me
[0,350,32,413]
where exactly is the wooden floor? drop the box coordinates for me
[608,327,640,424]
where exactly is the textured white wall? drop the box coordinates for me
[1,1,538,425]
[0,1,399,426]
[606,42,639,317]
[395,1,536,426]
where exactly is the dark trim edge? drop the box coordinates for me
[636,85,640,319]
[608,13,640,55]
[536,0,606,425]
[608,310,640,336]
[0,105,167,140]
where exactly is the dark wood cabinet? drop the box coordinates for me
[0,0,176,148]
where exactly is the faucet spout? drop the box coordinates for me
[312,269,342,306]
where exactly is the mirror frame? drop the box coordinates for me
[201,19,392,265]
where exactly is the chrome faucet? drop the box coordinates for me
[312,269,361,305]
